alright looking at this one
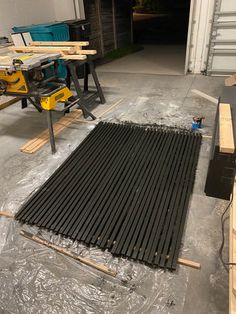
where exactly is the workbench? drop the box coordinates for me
[0,41,105,153]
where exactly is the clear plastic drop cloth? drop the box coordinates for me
[0,139,190,314]
[0,115,197,314]
[0,218,190,314]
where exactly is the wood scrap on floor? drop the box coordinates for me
[93,98,123,118]
[202,135,213,139]
[0,95,20,110]
[191,89,218,104]
[20,230,117,277]
[177,258,201,270]
[0,211,15,219]
[21,109,82,154]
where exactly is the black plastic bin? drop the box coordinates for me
[65,19,91,41]
[65,19,92,80]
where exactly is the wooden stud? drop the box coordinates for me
[219,103,235,154]
[20,230,117,277]
[9,46,76,54]
[0,96,20,110]
[165,254,201,269]
[202,135,213,139]
[60,55,87,60]
[94,98,123,118]
[0,211,15,219]
[0,55,12,64]
[21,109,82,154]
[191,89,218,104]
[177,258,201,270]
[30,41,89,47]
[75,49,97,55]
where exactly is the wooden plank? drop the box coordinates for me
[21,109,82,154]
[30,41,89,47]
[20,230,117,277]
[191,89,218,104]
[9,46,75,54]
[94,98,123,118]
[166,254,201,269]
[219,103,235,154]
[0,211,15,219]
[0,95,20,110]
[75,49,97,55]
[177,258,201,270]
[202,135,213,139]
[11,45,96,56]
[230,181,236,314]
[0,55,11,64]
[60,55,87,60]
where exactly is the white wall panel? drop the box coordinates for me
[0,0,84,38]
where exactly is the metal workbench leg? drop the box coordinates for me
[84,63,89,92]
[67,62,96,120]
[21,98,28,109]
[46,110,56,154]
[88,56,106,104]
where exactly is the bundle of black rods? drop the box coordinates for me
[16,122,201,269]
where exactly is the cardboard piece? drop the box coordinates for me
[225,74,236,87]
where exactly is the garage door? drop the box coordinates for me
[207,0,236,75]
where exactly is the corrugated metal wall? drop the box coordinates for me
[207,0,236,75]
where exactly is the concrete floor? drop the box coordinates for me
[97,45,186,75]
[0,71,229,314]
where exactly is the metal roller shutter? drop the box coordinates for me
[207,0,236,75]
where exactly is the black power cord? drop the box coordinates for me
[219,195,236,272]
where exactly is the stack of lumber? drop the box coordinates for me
[9,41,97,61]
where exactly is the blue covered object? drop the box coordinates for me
[12,22,69,78]
[12,22,69,41]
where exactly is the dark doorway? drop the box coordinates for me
[132,0,191,74]
[133,0,191,45]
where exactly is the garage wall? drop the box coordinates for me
[0,0,80,38]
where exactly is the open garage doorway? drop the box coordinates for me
[131,0,191,75]
[96,0,192,76]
